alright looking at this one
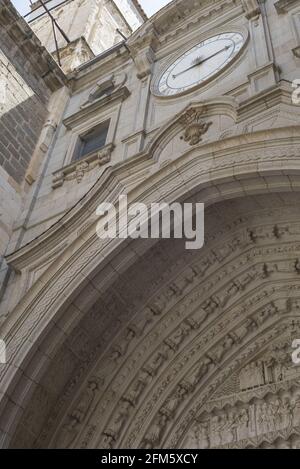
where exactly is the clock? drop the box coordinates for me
[155,32,246,97]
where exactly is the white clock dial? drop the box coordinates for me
[157,32,245,96]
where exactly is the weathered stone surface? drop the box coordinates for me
[1,0,300,450]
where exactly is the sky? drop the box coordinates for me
[11,0,172,17]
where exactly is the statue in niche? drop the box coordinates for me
[149,295,166,316]
[198,422,210,449]
[264,346,291,384]
[71,378,100,423]
[255,306,276,326]
[101,434,114,449]
[188,422,210,449]
[202,297,219,316]
[212,335,235,362]
[165,325,189,351]
[237,409,250,440]
[220,412,236,445]
[162,386,188,418]
[54,377,100,448]
[273,360,288,382]
[187,356,214,388]
[143,414,168,449]
[105,399,132,441]
[266,402,277,432]
[216,283,239,308]
[55,415,81,449]
[280,399,293,429]
[273,399,281,426]
[295,259,300,274]
[112,327,137,359]
[256,403,270,435]
[254,361,265,386]
[108,348,124,363]
[144,348,168,377]
[125,370,150,406]
[210,416,222,447]
[186,310,207,330]
[292,396,300,426]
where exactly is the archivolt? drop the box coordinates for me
[1,128,300,448]
[9,193,300,448]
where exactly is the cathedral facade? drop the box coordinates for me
[1,0,300,449]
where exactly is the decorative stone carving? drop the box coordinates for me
[82,73,127,107]
[185,393,300,449]
[54,376,101,448]
[274,0,299,14]
[124,370,150,406]
[103,399,133,442]
[111,327,138,358]
[142,413,169,449]
[52,143,114,188]
[161,385,189,419]
[128,24,159,80]
[179,108,212,146]
[292,46,300,58]
[241,0,261,20]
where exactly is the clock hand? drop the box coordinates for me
[199,45,231,65]
[172,45,231,79]
[172,58,202,79]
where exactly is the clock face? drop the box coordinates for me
[156,32,246,97]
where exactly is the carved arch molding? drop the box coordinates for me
[7,192,300,449]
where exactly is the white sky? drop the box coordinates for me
[11,0,172,17]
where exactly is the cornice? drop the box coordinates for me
[6,124,300,272]
[274,0,300,13]
[236,80,293,121]
[128,0,243,50]
[241,0,261,19]
[131,0,148,22]
[63,86,130,129]
[70,44,130,92]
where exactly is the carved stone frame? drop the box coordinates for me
[51,86,130,188]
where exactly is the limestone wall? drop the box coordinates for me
[11,0,300,251]
[0,0,65,317]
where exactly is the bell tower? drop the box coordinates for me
[28,0,147,72]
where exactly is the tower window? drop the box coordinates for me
[74,121,109,161]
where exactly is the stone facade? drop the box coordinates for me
[1,0,300,449]
[0,0,65,319]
